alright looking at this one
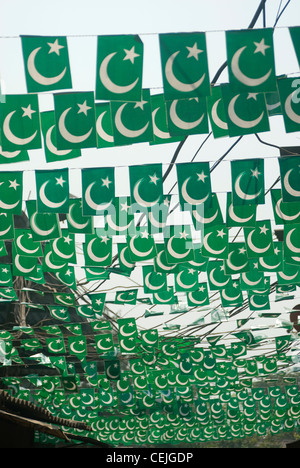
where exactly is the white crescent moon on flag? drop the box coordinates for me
[211,98,228,130]
[133,179,161,208]
[165,51,205,93]
[39,180,67,210]
[284,91,300,124]
[87,238,110,263]
[234,172,262,201]
[228,95,265,129]
[169,100,204,130]
[181,177,209,205]
[84,182,112,212]
[115,103,149,138]
[45,125,72,156]
[231,46,272,87]
[58,107,93,144]
[30,213,56,237]
[285,228,300,253]
[27,47,67,86]
[203,232,226,255]
[3,111,37,146]
[283,169,300,198]
[167,236,191,260]
[247,229,271,254]
[152,108,171,139]
[96,111,114,143]
[99,52,139,94]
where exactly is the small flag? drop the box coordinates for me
[35,168,69,213]
[231,158,265,206]
[83,233,112,267]
[175,265,199,292]
[95,102,115,148]
[159,32,211,100]
[54,91,97,149]
[127,229,156,262]
[142,265,167,294]
[226,28,276,93]
[164,225,194,264]
[21,35,72,93]
[14,229,42,257]
[110,89,154,146]
[129,163,163,212]
[95,34,143,102]
[114,289,138,305]
[0,171,23,214]
[224,242,249,275]
[176,161,212,211]
[207,86,229,138]
[67,198,94,234]
[289,27,300,68]
[0,94,41,151]
[244,220,274,258]
[277,77,300,133]
[271,188,300,225]
[150,94,182,145]
[165,96,209,137]
[222,85,269,137]
[26,200,61,241]
[202,225,229,259]
[226,192,256,227]
[81,167,115,216]
[278,155,300,203]
[41,111,81,163]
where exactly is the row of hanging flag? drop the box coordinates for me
[1,313,298,447]
[0,27,300,161]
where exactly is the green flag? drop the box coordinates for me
[129,163,163,213]
[105,360,121,381]
[52,266,75,289]
[0,213,14,241]
[271,188,300,225]
[54,91,97,149]
[284,225,300,261]
[147,195,171,235]
[226,192,256,227]
[89,292,106,314]
[95,333,114,355]
[150,94,182,145]
[289,27,300,68]
[81,167,115,216]
[202,225,229,259]
[67,198,94,234]
[110,89,154,146]
[0,94,41,151]
[143,265,167,294]
[224,242,249,275]
[83,266,109,282]
[226,28,276,93]
[258,242,283,273]
[127,229,156,262]
[176,161,212,211]
[165,96,209,137]
[278,156,300,203]
[48,305,70,322]
[104,196,134,236]
[0,146,29,165]
[95,102,115,148]
[117,243,135,273]
[95,34,143,102]
[240,264,265,291]
[114,289,138,305]
[207,86,229,138]
[14,229,42,257]
[175,265,199,292]
[222,85,270,136]
[68,336,87,358]
[46,337,66,354]
[0,171,23,214]
[0,264,13,287]
[26,200,61,241]
[231,158,265,206]
[207,260,233,291]
[244,220,274,258]
[12,243,38,277]
[164,225,194,264]
[187,283,209,307]
[152,286,178,305]
[159,32,210,101]
[277,77,300,133]
[41,111,81,163]
[21,35,72,93]
[49,230,76,264]
[220,283,243,307]
[191,193,223,231]
[248,293,270,311]
[35,168,69,214]
[83,233,112,267]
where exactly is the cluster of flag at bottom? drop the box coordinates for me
[2,315,299,446]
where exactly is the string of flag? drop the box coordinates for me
[0,26,299,447]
